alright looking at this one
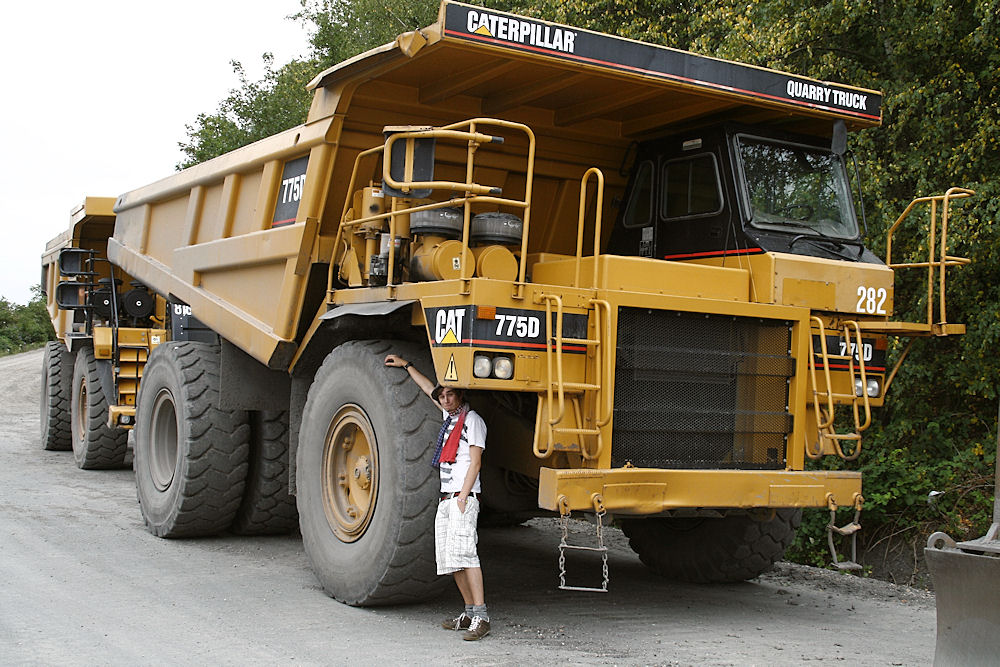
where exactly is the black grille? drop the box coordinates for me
[612,308,793,469]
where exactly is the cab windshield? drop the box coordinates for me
[737,135,858,240]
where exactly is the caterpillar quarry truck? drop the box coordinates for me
[41,1,972,604]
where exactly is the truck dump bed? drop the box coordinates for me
[108,0,882,371]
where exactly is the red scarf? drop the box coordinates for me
[439,407,468,465]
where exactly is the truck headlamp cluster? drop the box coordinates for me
[473,352,514,380]
[854,377,881,398]
[493,356,514,379]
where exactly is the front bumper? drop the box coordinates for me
[538,467,861,515]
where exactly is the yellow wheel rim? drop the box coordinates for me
[322,404,379,542]
[75,376,88,446]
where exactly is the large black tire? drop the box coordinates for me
[41,341,74,451]
[621,509,802,583]
[133,342,250,538]
[231,410,298,535]
[71,347,129,469]
[297,339,446,606]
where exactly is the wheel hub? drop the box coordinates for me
[322,404,379,542]
[149,388,180,491]
[75,377,88,445]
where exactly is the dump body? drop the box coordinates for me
[107,1,882,371]
[44,1,971,601]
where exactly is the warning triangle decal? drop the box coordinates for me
[444,354,459,381]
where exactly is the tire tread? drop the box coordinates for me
[72,347,129,469]
[231,410,298,535]
[41,341,73,451]
[135,342,249,537]
[622,509,802,583]
[299,339,447,606]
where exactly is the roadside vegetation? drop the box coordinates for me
[177,0,999,581]
[0,286,54,356]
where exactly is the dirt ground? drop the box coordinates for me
[1,348,938,665]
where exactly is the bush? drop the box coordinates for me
[0,285,55,356]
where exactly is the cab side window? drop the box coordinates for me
[622,160,654,228]
[661,154,723,220]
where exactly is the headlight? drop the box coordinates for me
[866,378,880,397]
[855,377,881,397]
[493,356,514,380]
[473,354,492,378]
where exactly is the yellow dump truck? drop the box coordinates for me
[41,1,971,604]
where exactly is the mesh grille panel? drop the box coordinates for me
[612,308,793,469]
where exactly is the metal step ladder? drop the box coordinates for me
[532,167,613,461]
[532,295,611,460]
[807,317,873,461]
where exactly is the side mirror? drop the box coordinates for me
[58,248,95,277]
[383,126,435,198]
[55,281,89,310]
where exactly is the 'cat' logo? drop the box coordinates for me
[435,308,466,344]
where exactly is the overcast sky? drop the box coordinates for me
[0,0,311,304]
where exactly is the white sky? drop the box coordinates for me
[0,0,311,304]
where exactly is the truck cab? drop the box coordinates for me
[610,124,882,266]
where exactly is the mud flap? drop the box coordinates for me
[925,533,1000,666]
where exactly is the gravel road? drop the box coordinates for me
[1,348,937,665]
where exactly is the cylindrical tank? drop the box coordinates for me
[410,236,466,281]
[473,245,518,281]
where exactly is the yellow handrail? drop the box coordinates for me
[574,168,605,289]
[591,299,613,428]
[807,319,872,461]
[330,118,536,292]
[533,295,611,460]
[885,187,972,332]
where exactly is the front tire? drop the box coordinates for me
[297,340,445,606]
[71,347,128,469]
[621,509,802,583]
[41,341,74,451]
[134,342,250,537]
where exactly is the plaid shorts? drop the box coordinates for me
[435,496,481,575]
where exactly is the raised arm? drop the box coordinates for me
[384,354,437,399]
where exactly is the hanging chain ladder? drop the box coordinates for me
[826,493,864,571]
[557,494,609,593]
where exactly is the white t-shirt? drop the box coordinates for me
[438,407,487,493]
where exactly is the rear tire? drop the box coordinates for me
[41,341,73,451]
[297,339,446,606]
[71,347,128,469]
[134,341,250,537]
[621,509,802,583]
[231,410,298,535]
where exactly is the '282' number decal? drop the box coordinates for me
[856,286,887,315]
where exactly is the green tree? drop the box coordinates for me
[177,55,320,169]
[297,0,440,65]
[0,285,54,356]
